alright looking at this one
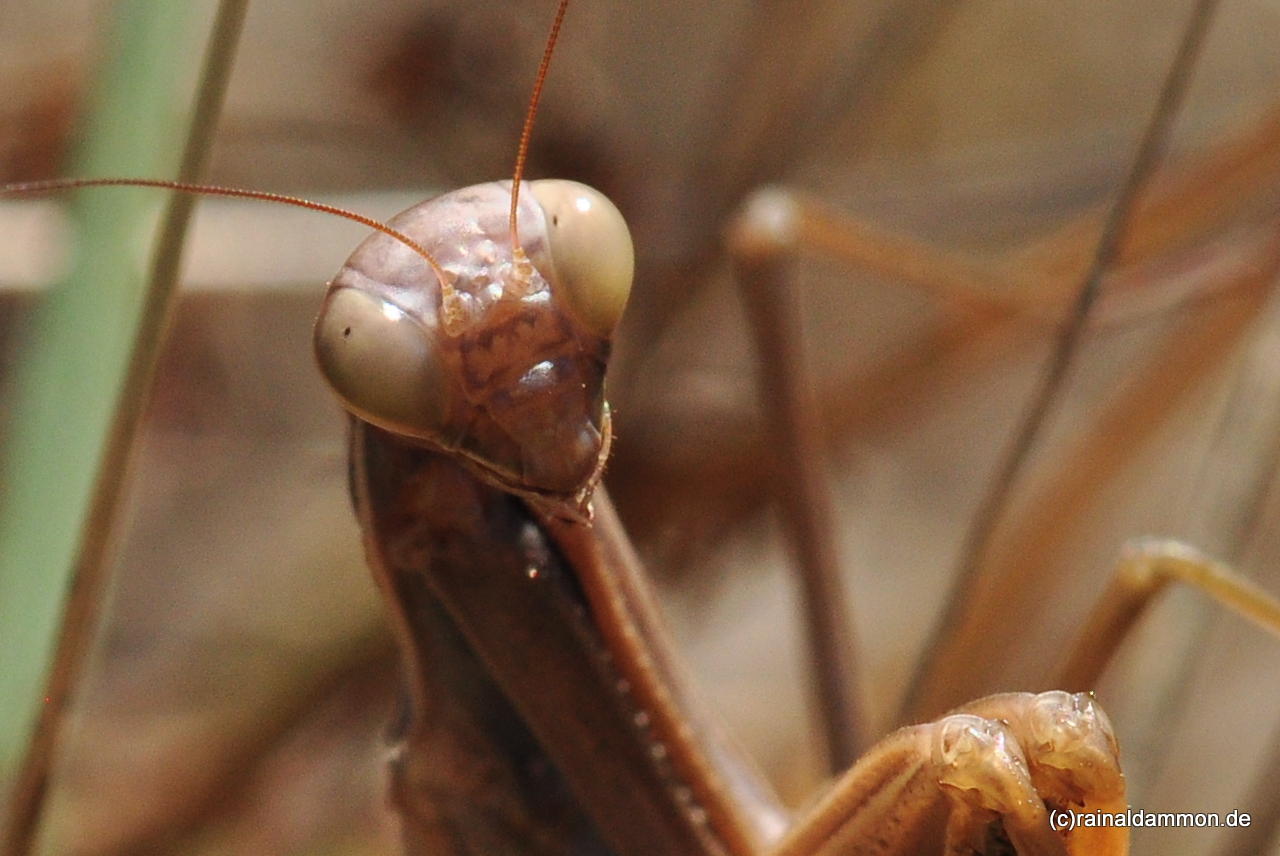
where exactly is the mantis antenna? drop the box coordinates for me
[0,177,452,286]
[508,0,571,278]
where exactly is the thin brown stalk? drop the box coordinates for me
[904,277,1270,717]
[902,0,1223,721]
[729,238,869,770]
[1,3,248,854]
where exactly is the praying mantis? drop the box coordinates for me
[2,0,1280,849]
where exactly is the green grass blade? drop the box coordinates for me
[0,0,238,843]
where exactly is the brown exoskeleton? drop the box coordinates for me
[305,1,1280,854]
[310,139,1130,856]
[7,0,1280,854]
[307,3,1135,854]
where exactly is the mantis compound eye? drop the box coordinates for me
[313,286,447,439]
[529,179,634,337]
[312,179,624,507]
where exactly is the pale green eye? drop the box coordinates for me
[313,287,446,438]
[529,179,634,338]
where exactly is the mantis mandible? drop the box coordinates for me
[310,2,1280,854]
[309,2,1129,854]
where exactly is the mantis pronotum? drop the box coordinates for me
[5,0,1280,849]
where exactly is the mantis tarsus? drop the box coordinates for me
[5,0,1280,849]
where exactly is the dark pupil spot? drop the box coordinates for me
[343,326,352,338]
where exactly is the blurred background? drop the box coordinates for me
[3,0,1280,854]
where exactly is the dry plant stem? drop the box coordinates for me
[1137,291,1280,836]
[1057,539,1280,691]
[626,89,1280,549]
[733,94,1280,448]
[1012,102,1280,302]
[543,491,789,856]
[0,3,248,854]
[613,0,956,400]
[894,224,1280,717]
[904,276,1270,717]
[1035,246,1280,692]
[662,103,1280,545]
[1183,287,1280,556]
[903,0,1222,722]
[629,131,1280,586]
[694,0,954,202]
[0,178,450,281]
[728,242,869,770]
[911,275,1269,716]
[1202,300,1280,852]
[763,89,1280,319]
[732,98,1280,326]
[613,309,1021,587]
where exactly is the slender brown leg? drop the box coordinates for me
[1057,539,1280,692]
[728,190,870,770]
[544,491,790,856]
[770,691,1124,856]
[905,0,1224,721]
[1051,540,1280,856]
